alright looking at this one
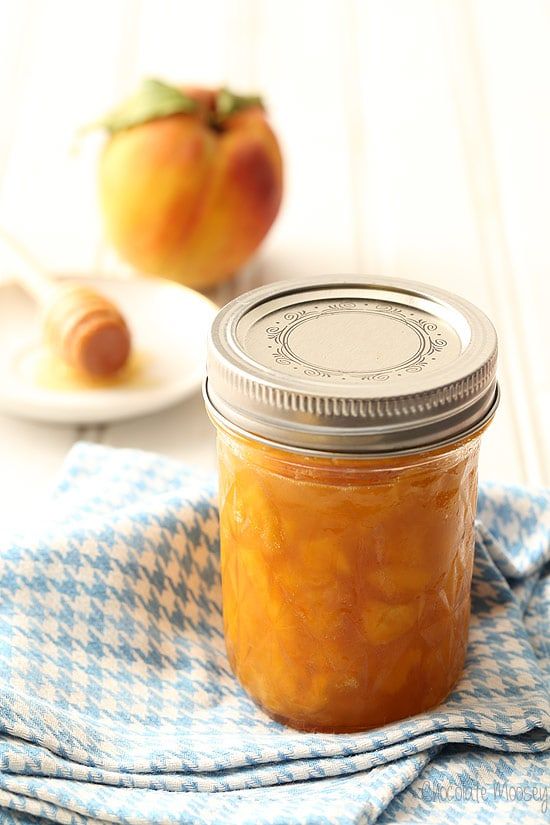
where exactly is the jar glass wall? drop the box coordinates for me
[215,424,482,733]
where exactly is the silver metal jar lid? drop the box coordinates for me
[204,276,499,455]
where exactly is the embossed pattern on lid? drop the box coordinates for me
[205,276,499,454]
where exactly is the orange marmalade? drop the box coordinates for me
[205,276,498,732]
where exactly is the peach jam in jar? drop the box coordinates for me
[204,276,499,732]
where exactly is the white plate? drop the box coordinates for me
[0,275,218,424]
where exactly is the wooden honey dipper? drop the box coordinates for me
[1,230,131,378]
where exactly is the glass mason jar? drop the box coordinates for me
[204,277,498,733]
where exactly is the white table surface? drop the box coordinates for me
[0,0,548,536]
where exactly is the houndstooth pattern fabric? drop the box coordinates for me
[0,442,548,824]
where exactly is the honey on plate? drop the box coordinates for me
[205,276,498,732]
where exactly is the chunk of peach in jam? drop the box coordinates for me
[216,427,481,732]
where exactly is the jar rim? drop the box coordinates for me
[204,378,499,460]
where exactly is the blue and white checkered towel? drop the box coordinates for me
[0,442,548,824]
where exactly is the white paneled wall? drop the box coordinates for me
[0,0,548,529]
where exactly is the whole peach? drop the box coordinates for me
[98,81,283,289]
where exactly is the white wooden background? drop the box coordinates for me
[0,0,548,534]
